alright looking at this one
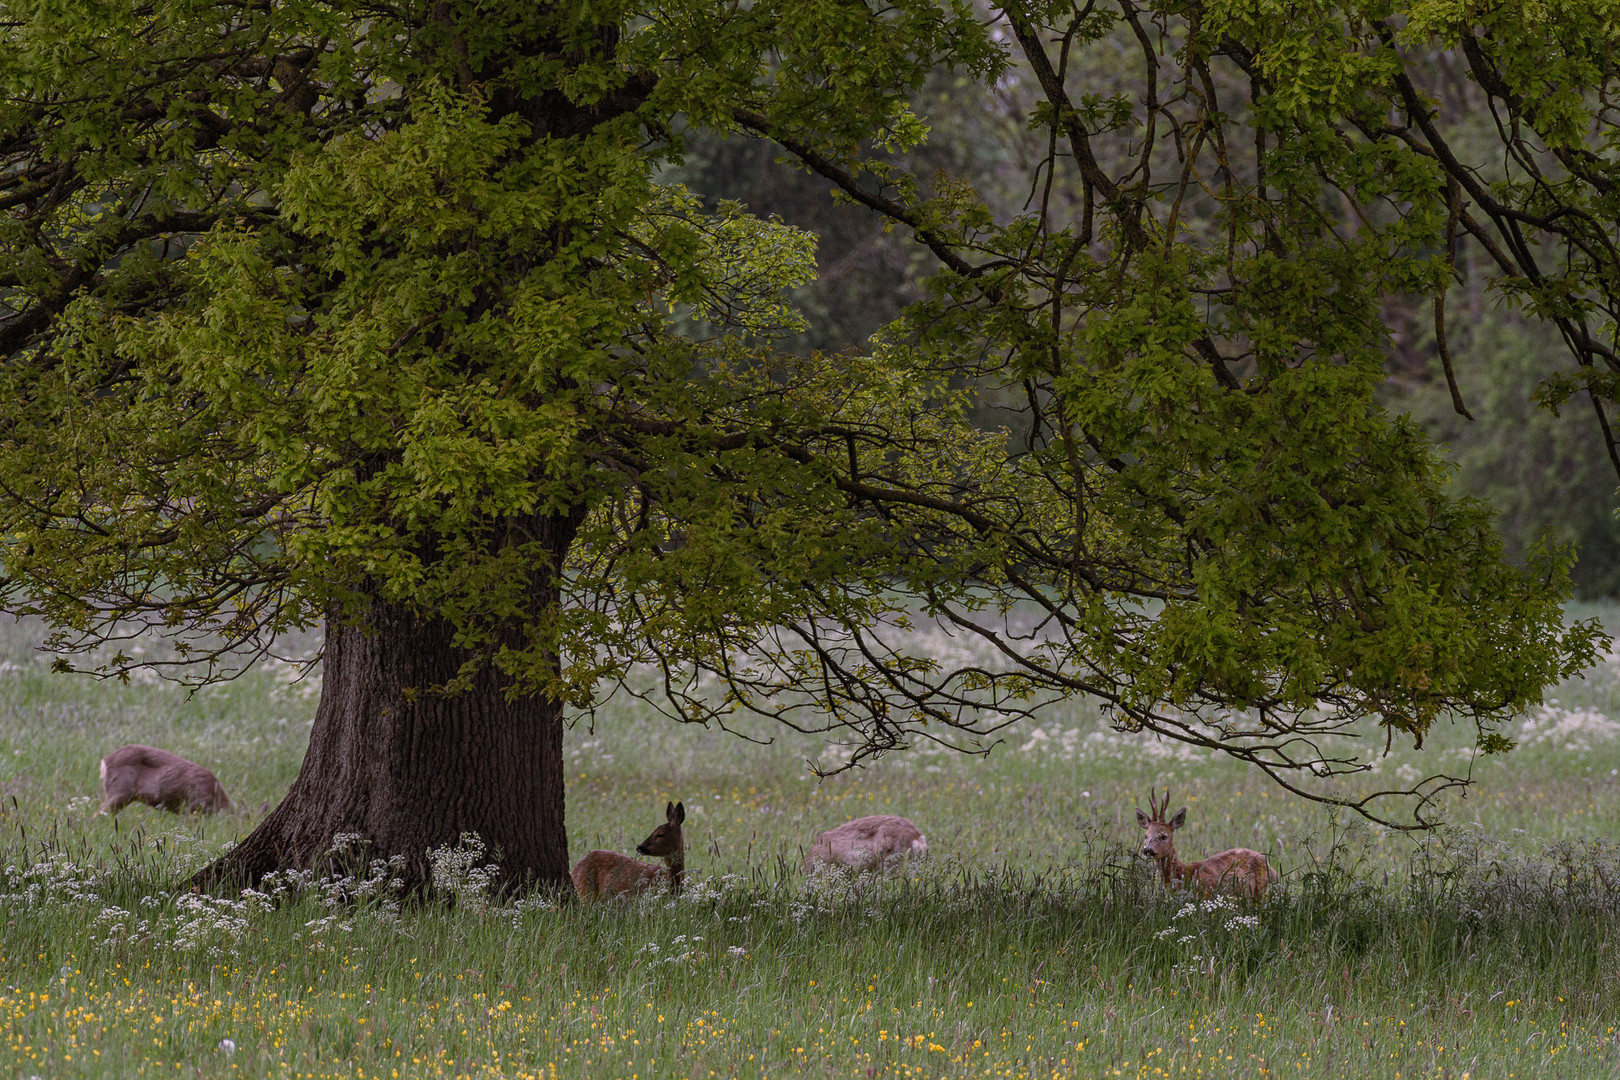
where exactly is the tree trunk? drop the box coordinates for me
[195,517,581,894]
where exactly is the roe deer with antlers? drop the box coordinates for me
[1136,788,1277,901]
[570,800,686,900]
[97,744,234,816]
[801,814,927,875]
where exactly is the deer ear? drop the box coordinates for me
[674,801,686,824]
[1134,808,1150,828]
[1170,807,1187,828]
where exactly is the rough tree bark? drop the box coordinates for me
[194,512,581,892]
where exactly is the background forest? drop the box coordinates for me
[673,61,1620,598]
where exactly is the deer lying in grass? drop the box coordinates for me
[801,814,927,875]
[570,801,686,900]
[97,744,234,816]
[1136,788,1277,901]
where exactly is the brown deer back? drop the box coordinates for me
[98,744,233,816]
[1187,848,1279,902]
[569,850,664,899]
[802,814,927,874]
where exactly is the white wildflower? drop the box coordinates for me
[427,833,500,915]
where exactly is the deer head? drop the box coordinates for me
[636,800,685,860]
[1134,787,1187,860]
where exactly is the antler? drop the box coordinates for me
[1147,787,1160,822]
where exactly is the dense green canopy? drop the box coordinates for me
[1,0,1613,838]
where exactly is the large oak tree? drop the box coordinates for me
[0,0,1609,889]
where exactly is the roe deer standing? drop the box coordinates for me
[571,800,686,900]
[801,814,927,875]
[1136,787,1277,901]
[97,744,234,816]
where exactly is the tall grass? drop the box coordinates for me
[2,611,1619,1078]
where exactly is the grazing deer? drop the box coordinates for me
[1136,788,1277,901]
[801,814,927,875]
[570,800,686,900]
[97,744,234,816]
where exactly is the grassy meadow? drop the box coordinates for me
[1,608,1619,1079]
